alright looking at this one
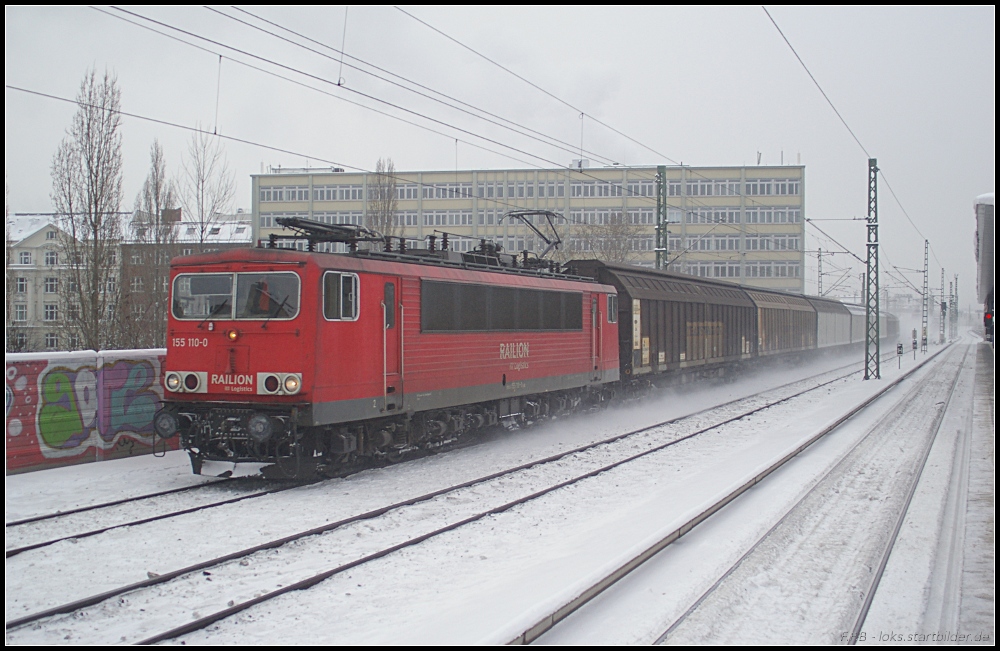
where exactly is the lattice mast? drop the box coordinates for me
[655,165,667,269]
[950,275,958,340]
[864,158,880,379]
[939,268,946,344]
[818,248,823,295]
[921,240,929,352]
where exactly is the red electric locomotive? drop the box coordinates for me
[154,219,619,477]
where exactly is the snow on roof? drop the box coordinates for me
[974,192,994,207]
[173,219,253,243]
[7,216,55,244]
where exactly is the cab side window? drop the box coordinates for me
[324,272,358,320]
[384,282,396,329]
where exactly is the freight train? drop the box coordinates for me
[154,218,898,478]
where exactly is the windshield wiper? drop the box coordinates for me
[260,296,289,329]
[198,299,230,329]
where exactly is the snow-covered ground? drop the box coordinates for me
[5,342,992,644]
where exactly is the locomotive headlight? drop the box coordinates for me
[248,413,274,444]
[183,373,201,392]
[153,410,179,438]
[165,372,182,392]
[283,374,301,394]
[226,328,239,342]
[263,374,280,394]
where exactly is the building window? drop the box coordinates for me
[45,333,59,350]
[44,304,59,321]
[627,180,655,197]
[19,251,31,265]
[131,276,144,292]
[745,179,799,196]
[68,303,80,320]
[774,180,800,195]
[261,185,311,202]
[14,304,28,322]
[44,277,59,293]
[46,230,57,240]
[395,184,419,201]
[68,333,81,350]
[16,277,27,293]
[45,251,59,266]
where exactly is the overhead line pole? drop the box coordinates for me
[921,240,929,353]
[939,268,946,345]
[655,165,667,269]
[864,158,880,380]
[951,275,958,340]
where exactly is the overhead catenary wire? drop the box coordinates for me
[90,7,541,173]
[105,6,597,179]
[391,5,795,202]
[761,5,941,269]
[103,5,765,227]
[103,6,684,211]
[5,83,527,218]
[112,4,807,234]
[221,6,747,215]
[222,6,620,168]
[393,5,684,167]
[42,8,812,274]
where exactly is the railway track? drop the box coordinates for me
[4,353,879,563]
[6,357,883,643]
[5,481,221,527]
[529,344,964,645]
[4,478,300,558]
[650,345,968,645]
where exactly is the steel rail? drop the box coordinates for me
[7,354,870,634]
[513,345,951,644]
[651,344,962,644]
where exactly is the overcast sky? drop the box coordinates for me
[5,6,995,305]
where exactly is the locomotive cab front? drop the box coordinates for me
[156,254,314,474]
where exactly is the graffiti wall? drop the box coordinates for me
[5,349,179,474]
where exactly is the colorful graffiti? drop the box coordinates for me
[5,350,178,474]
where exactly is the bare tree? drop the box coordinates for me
[50,69,124,351]
[119,140,179,348]
[568,211,647,264]
[180,130,235,244]
[366,158,398,242]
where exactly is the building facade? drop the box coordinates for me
[6,218,67,352]
[252,164,806,293]
[6,214,253,352]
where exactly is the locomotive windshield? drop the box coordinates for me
[172,272,300,320]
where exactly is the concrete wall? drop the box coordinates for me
[5,349,178,474]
